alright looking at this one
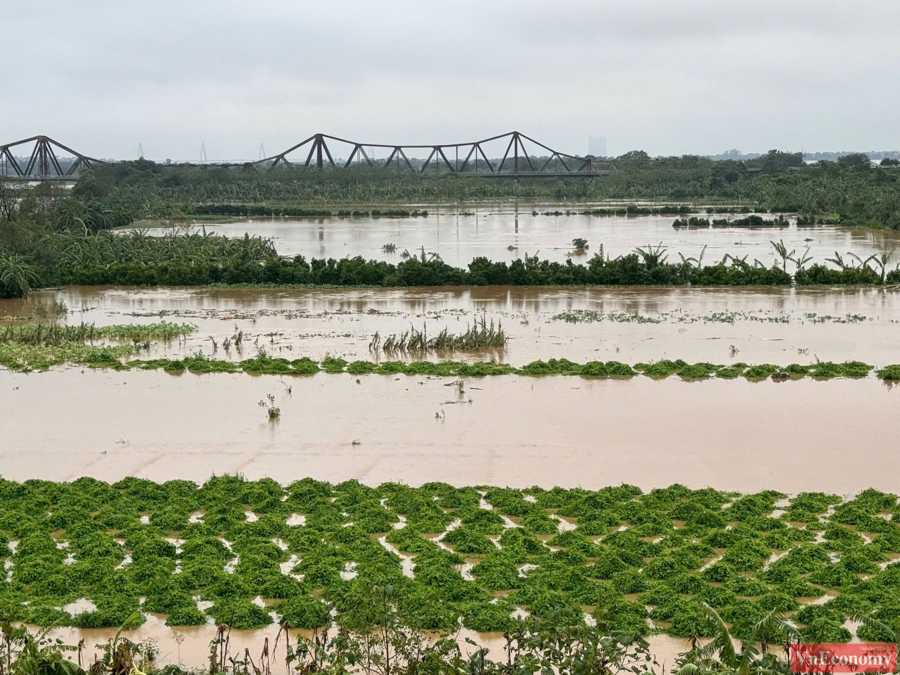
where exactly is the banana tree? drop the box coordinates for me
[679,244,708,268]
[795,246,814,271]
[673,603,798,675]
[826,252,848,270]
[847,252,868,270]
[770,239,796,273]
[634,243,669,268]
[0,254,40,298]
[866,250,896,282]
[2,625,85,675]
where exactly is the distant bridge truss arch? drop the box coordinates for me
[255,131,615,178]
[0,136,104,181]
[0,131,615,181]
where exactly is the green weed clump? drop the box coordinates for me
[877,365,900,380]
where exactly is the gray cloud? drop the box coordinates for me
[4,0,899,160]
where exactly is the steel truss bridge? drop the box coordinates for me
[0,136,102,181]
[255,131,616,178]
[0,131,615,181]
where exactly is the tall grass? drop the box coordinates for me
[0,322,196,345]
[370,317,508,354]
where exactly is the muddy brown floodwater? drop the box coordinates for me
[1,369,898,493]
[3,285,900,365]
[134,206,900,268]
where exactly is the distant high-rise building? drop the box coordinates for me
[588,135,607,158]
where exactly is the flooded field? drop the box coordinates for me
[6,207,900,670]
[2,369,898,492]
[4,284,900,366]
[136,206,900,267]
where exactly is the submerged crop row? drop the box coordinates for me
[5,348,900,381]
[189,204,429,218]
[0,322,197,370]
[0,322,196,346]
[126,356,883,381]
[2,476,900,645]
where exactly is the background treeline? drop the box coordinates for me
[77,150,900,229]
[1,148,900,297]
[3,148,899,229]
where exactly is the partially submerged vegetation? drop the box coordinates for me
[4,232,900,298]
[0,322,196,370]
[550,308,873,325]
[370,317,508,354]
[2,475,900,660]
[0,322,195,345]
[673,215,790,228]
[1,347,891,380]
[189,204,429,218]
[5,227,900,299]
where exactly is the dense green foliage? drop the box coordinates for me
[0,476,898,650]
[2,222,897,298]
[41,245,814,289]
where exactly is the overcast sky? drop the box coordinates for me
[5,1,899,161]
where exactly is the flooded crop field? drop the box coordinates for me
[4,205,900,668]
[10,4,900,670]
[137,207,900,267]
[6,475,897,666]
[4,284,900,366]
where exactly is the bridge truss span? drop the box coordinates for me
[256,131,615,178]
[0,135,104,181]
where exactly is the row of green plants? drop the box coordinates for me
[189,204,428,218]
[2,476,900,651]
[537,205,694,216]
[46,250,808,289]
[4,346,900,380]
[0,322,195,346]
[7,232,898,296]
[672,215,790,229]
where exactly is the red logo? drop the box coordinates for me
[790,644,897,673]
